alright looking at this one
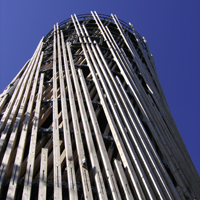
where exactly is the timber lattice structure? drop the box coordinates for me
[0,11,199,200]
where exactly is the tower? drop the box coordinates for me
[0,11,199,199]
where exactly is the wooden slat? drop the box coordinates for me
[108,22,184,198]
[0,43,42,196]
[89,40,154,199]
[0,78,21,113]
[115,76,180,199]
[19,134,50,178]
[109,15,194,197]
[118,16,198,191]
[38,148,48,200]
[52,25,62,200]
[114,159,134,200]
[90,14,183,198]
[34,138,53,180]
[0,39,43,133]
[80,17,145,199]
[93,38,169,199]
[66,41,93,200]
[78,69,122,199]
[59,28,78,200]
[92,12,149,120]
[22,73,44,200]
[70,16,108,200]
[6,46,44,200]
[0,46,40,155]
[112,13,198,198]
[0,94,8,113]
[0,59,29,100]
[72,14,123,199]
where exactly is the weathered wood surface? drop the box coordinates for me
[38,148,48,200]
[52,25,62,200]
[59,29,78,200]
[4,41,44,200]
[66,41,93,200]
[22,73,44,200]
[114,159,134,200]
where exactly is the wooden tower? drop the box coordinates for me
[0,12,199,200]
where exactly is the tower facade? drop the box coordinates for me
[0,12,199,199]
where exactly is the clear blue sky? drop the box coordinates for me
[0,1,199,175]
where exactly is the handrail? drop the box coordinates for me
[43,13,142,42]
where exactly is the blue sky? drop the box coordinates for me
[0,1,199,175]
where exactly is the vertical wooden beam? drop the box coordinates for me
[69,17,108,200]
[22,73,44,199]
[109,21,194,196]
[73,13,143,200]
[91,13,195,199]
[59,28,78,200]
[66,41,93,200]
[0,44,41,155]
[0,39,43,132]
[52,25,62,200]
[112,13,197,198]
[0,59,29,102]
[93,39,173,199]
[115,76,180,199]
[114,159,134,200]
[38,148,48,200]
[78,69,121,200]
[0,94,8,113]
[80,18,147,199]
[5,44,44,199]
